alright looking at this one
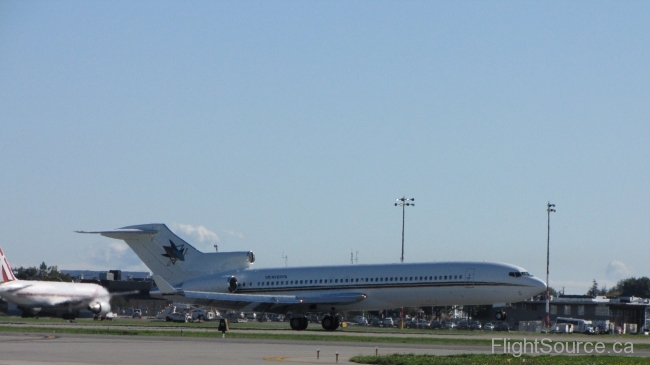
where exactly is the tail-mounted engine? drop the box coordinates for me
[228,276,238,293]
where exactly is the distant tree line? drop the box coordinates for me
[13,262,73,282]
[587,277,650,298]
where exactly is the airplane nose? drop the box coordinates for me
[530,277,547,295]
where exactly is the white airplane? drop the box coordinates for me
[80,224,546,331]
[0,247,113,319]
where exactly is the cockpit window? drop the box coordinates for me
[509,271,533,277]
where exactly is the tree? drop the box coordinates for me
[598,285,608,296]
[617,277,650,298]
[13,263,72,282]
[587,279,599,297]
[604,277,650,298]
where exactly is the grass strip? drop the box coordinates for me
[1,325,649,350]
[350,354,650,365]
[0,325,490,344]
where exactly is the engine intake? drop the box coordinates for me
[88,301,111,315]
[228,276,237,293]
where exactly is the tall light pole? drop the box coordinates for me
[545,202,556,329]
[395,197,414,263]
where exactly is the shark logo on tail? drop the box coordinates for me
[162,240,188,265]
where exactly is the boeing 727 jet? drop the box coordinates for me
[80,224,546,331]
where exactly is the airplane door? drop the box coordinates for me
[464,268,475,288]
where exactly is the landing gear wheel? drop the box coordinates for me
[321,315,333,330]
[299,317,308,330]
[495,311,507,320]
[321,315,340,331]
[290,317,308,331]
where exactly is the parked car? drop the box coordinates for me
[443,321,456,329]
[495,322,511,332]
[354,316,369,326]
[270,314,284,322]
[457,320,470,330]
[483,322,495,331]
[417,319,431,329]
[167,312,192,323]
[383,318,395,327]
[132,309,142,319]
[190,308,216,321]
[430,320,442,329]
[226,311,247,322]
[470,321,482,330]
[371,317,383,327]
[404,318,419,328]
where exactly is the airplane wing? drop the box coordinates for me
[152,275,366,313]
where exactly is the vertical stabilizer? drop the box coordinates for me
[0,248,17,283]
[79,224,255,285]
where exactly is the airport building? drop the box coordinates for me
[494,294,650,333]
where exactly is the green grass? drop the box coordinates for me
[350,354,650,365]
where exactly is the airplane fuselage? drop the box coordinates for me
[0,280,110,312]
[154,261,545,312]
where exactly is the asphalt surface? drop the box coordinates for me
[1,321,650,364]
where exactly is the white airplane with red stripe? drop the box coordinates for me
[0,247,113,318]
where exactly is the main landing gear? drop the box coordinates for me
[321,315,340,331]
[495,310,507,321]
[289,314,340,331]
[289,316,309,331]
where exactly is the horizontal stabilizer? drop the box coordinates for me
[76,229,157,240]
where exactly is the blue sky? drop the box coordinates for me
[1,1,648,294]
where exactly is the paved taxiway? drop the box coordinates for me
[2,331,650,365]
[0,322,650,365]
[0,332,491,365]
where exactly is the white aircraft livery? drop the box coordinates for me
[0,247,113,319]
[80,224,546,331]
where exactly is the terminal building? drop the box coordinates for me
[493,294,650,333]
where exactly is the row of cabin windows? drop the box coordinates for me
[249,274,465,287]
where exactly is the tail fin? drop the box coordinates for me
[0,248,18,283]
[78,224,255,285]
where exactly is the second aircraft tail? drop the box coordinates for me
[0,248,18,283]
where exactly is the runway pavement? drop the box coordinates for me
[1,325,649,365]
[0,332,489,365]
